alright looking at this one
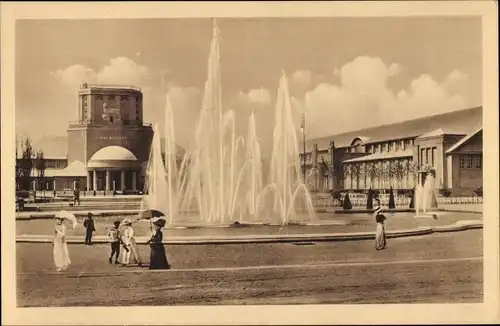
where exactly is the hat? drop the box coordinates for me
[374,206,382,215]
[153,219,166,228]
[122,219,132,226]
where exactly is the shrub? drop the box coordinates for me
[342,192,353,210]
[439,188,452,197]
[388,187,396,209]
[329,189,342,201]
[366,188,374,209]
[409,188,415,209]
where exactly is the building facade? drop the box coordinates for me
[18,84,183,194]
[300,106,483,196]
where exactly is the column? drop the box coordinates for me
[106,170,111,191]
[121,170,126,190]
[93,170,97,191]
[132,171,137,191]
[86,171,91,191]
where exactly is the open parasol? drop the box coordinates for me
[55,210,79,229]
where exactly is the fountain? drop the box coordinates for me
[141,20,317,227]
[414,171,439,219]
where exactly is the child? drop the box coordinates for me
[107,221,127,264]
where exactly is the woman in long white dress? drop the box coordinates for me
[53,211,79,272]
[374,205,387,251]
[121,219,143,267]
[53,216,71,272]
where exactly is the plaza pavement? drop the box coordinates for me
[15,230,483,306]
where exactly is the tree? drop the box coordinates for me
[35,151,47,194]
[391,160,407,189]
[18,138,35,190]
[408,160,420,187]
[342,163,353,190]
[342,191,352,209]
[375,162,384,189]
[365,162,379,189]
[351,163,363,190]
[380,160,391,190]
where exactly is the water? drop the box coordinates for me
[142,20,316,226]
[415,173,439,216]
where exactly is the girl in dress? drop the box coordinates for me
[53,213,78,272]
[146,219,171,270]
[121,219,143,267]
[374,205,387,251]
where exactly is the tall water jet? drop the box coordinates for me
[146,19,316,226]
[142,124,170,218]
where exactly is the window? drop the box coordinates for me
[460,156,466,169]
[95,95,103,100]
[110,116,114,123]
[466,155,473,169]
[425,148,430,164]
[109,95,116,100]
[431,147,436,167]
[475,155,482,169]
[395,141,400,151]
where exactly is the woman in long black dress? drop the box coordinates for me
[147,219,171,270]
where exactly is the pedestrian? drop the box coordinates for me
[83,212,96,245]
[53,216,71,272]
[73,188,80,206]
[53,212,78,272]
[107,221,128,264]
[374,205,387,251]
[121,219,143,267]
[146,218,171,270]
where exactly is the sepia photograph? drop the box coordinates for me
[2,1,499,325]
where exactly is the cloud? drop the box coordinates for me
[51,57,149,90]
[303,56,469,138]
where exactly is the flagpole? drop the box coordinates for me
[301,113,306,183]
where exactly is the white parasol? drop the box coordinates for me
[55,210,79,229]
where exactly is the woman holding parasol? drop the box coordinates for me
[53,211,78,272]
[146,218,171,270]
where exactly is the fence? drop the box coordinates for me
[311,193,483,208]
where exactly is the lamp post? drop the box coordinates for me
[300,113,306,183]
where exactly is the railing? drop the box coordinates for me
[81,84,142,92]
[310,193,483,208]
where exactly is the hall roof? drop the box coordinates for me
[89,146,138,161]
[304,106,482,152]
[445,128,483,154]
[44,161,87,177]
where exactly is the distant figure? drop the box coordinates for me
[53,216,71,272]
[83,213,96,246]
[107,221,127,264]
[73,188,80,206]
[146,219,171,270]
[121,219,143,267]
[374,205,387,251]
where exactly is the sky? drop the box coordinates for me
[15,17,482,154]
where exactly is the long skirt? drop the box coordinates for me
[375,223,386,250]
[149,244,170,270]
[53,235,71,271]
[128,238,143,264]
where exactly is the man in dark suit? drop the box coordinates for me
[83,212,96,245]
